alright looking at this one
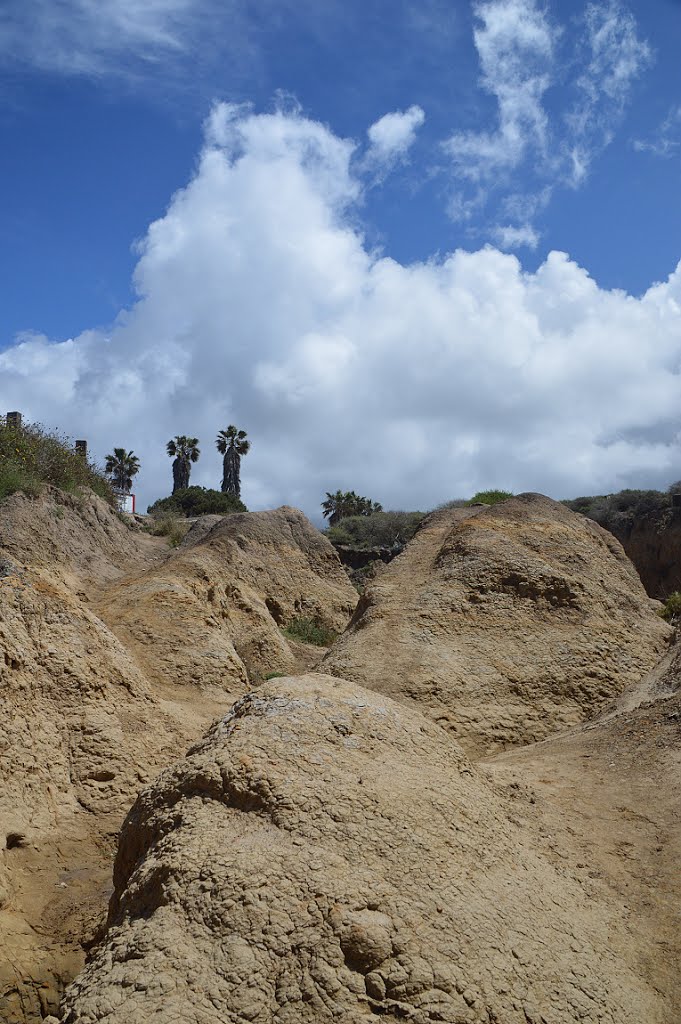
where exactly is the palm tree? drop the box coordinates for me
[166,436,200,493]
[105,448,140,493]
[321,490,383,526]
[216,426,250,498]
[321,490,349,526]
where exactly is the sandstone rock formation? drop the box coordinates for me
[324,494,671,755]
[57,674,669,1024]
[0,491,354,1022]
[5,486,680,1023]
[94,507,357,691]
[0,488,149,586]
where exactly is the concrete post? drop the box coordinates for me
[75,440,87,458]
[6,412,22,429]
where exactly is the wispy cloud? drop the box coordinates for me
[634,105,681,159]
[566,0,653,183]
[493,223,539,250]
[442,0,652,246]
[0,0,252,81]
[444,0,556,180]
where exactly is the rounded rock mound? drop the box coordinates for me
[323,493,671,754]
[58,674,666,1024]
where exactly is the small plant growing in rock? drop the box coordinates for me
[659,592,681,622]
[467,489,514,505]
[282,617,337,647]
[148,512,189,547]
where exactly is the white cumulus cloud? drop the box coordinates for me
[366,105,426,167]
[1,103,681,518]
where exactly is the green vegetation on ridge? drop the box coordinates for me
[147,486,247,518]
[321,490,383,526]
[467,489,514,505]
[0,418,115,505]
[564,485,681,531]
[326,510,425,550]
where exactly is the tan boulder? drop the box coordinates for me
[58,674,667,1024]
[323,494,671,754]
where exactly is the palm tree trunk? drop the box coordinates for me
[172,457,190,493]
[221,450,241,497]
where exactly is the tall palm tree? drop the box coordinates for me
[216,426,250,498]
[166,436,200,493]
[105,448,140,493]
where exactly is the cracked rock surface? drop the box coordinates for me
[58,674,667,1024]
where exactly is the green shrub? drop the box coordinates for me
[326,510,424,550]
[607,489,668,515]
[659,592,681,622]
[282,616,337,647]
[148,512,189,547]
[467,489,514,506]
[563,495,608,517]
[0,419,115,505]
[564,489,669,529]
[433,498,469,510]
[0,466,42,501]
[147,486,247,518]
[264,671,287,680]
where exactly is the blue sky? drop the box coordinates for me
[1,0,681,514]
